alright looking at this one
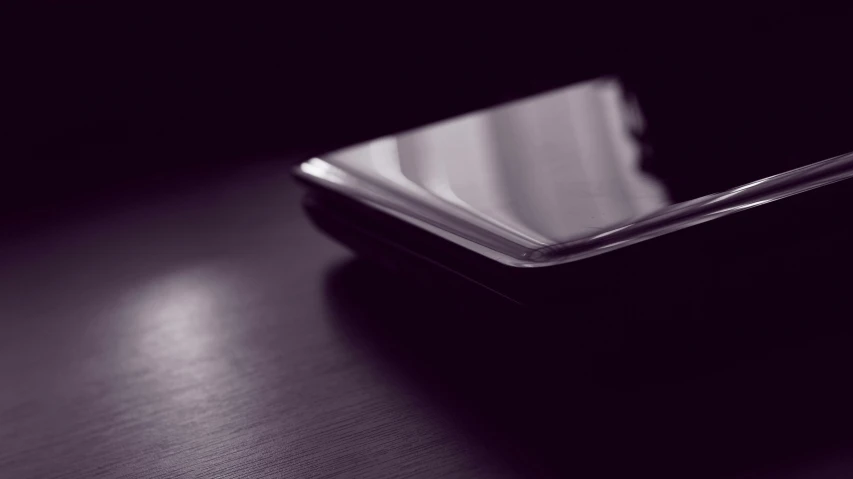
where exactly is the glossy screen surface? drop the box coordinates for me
[298,77,853,267]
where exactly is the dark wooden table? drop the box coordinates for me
[4,160,853,478]
[0,161,525,478]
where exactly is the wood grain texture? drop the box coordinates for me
[0,163,519,479]
[4,160,853,478]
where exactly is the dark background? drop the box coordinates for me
[5,7,851,231]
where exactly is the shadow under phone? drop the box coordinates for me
[324,256,853,478]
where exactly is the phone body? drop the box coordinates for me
[295,77,853,308]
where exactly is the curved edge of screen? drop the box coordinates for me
[295,151,853,268]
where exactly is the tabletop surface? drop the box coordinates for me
[4,159,853,478]
[0,162,500,478]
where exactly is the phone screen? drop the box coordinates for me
[298,77,853,267]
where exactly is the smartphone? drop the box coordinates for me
[295,77,853,307]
